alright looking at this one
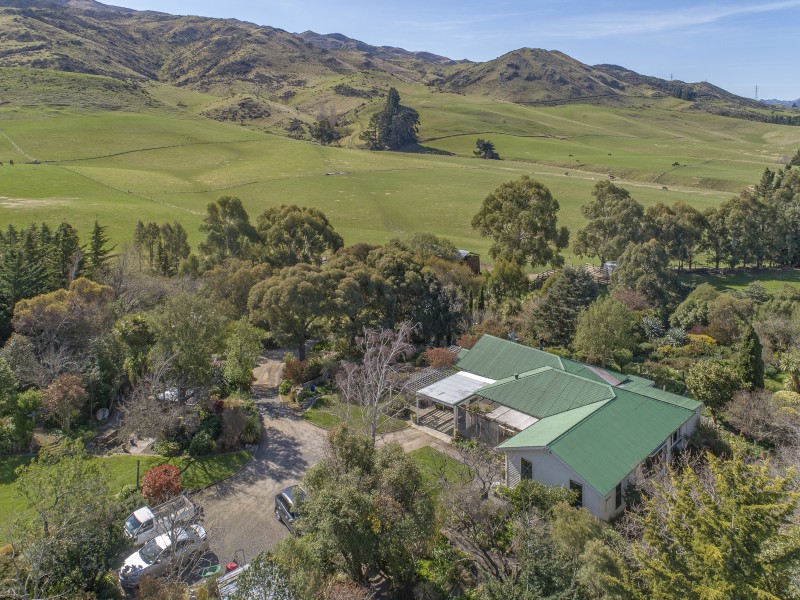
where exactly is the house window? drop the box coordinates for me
[645,444,667,474]
[520,458,533,481]
[615,482,623,510]
[569,480,583,508]
[671,429,680,447]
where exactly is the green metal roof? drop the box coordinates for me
[475,367,615,419]
[497,400,611,448]
[620,377,703,411]
[455,335,703,496]
[560,358,628,386]
[551,389,694,495]
[456,335,563,379]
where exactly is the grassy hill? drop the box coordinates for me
[2,68,799,268]
[0,2,799,267]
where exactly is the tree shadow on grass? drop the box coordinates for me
[0,456,32,484]
[396,143,454,156]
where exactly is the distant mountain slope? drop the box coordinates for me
[0,0,794,126]
[298,31,466,66]
[762,98,800,107]
[593,64,765,109]
[436,48,633,103]
[0,3,366,90]
[0,0,135,12]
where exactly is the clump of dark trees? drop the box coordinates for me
[360,87,420,150]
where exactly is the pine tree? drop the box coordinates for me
[53,221,83,285]
[623,441,800,600]
[87,221,115,280]
[359,87,419,150]
[737,324,765,389]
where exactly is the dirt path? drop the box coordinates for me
[196,352,327,564]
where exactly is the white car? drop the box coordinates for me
[118,524,208,589]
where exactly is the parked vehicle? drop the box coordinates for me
[275,485,306,535]
[123,494,197,546]
[118,524,208,589]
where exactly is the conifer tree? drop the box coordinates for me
[737,324,765,389]
[86,221,115,280]
[623,441,800,600]
[360,87,419,150]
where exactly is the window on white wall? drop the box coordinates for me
[569,480,583,508]
[671,428,680,447]
[615,482,623,509]
[520,458,533,480]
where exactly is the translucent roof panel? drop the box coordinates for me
[486,405,538,431]
[417,372,495,407]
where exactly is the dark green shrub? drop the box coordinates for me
[199,412,221,439]
[0,419,15,455]
[153,440,183,457]
[189,431,215,456]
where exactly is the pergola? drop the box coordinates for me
[415,371,495,435]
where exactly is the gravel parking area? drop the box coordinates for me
[195,353,327,565]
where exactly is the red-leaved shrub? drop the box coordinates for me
[141,464,182,504]
[424,348,458,368]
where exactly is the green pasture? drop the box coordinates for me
[2,71,800,263]
[681,269,800,293]
[0,450,251,527]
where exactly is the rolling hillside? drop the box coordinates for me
[0,0,795,125]
[1,1,799,267]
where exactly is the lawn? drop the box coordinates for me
[0,450,251,526]
[681,269,800,292]
[409,446,470,499]
[302,395,408,433]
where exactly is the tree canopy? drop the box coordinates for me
[248,264,337,361]
[472,176,569,269]
[622,441,800,600]
[573,296,636,367]
[474,138,500,160]
[533,267,598,346]
[198,196,258,264]
[255,204,343,267]
[573,180,648,266]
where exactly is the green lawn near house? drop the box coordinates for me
[302,395,408,433]
[0,450,251,528]
[409,446,470,499]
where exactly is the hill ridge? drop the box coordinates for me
[0,0,796,127]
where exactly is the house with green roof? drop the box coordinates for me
[413,335,702,521]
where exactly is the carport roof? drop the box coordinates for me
[416,371,495,407]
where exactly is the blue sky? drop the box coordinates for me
[114,0,800,100]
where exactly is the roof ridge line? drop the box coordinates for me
[616,385,698,412]
[540,397,614,447]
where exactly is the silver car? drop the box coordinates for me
[118,524,208,589]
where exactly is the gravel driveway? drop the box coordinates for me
[196,352,327,565]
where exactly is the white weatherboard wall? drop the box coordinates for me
[505,449,606,519]
[502,407,702,521]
